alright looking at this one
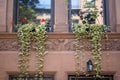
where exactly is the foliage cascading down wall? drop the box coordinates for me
[73,24,106,78]
[18,23,47,80]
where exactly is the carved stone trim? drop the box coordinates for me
[0,39,19,51]
[0,38,120,51]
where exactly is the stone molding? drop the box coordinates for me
[0,37,120,51]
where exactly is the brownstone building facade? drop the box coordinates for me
[0,0,120,80]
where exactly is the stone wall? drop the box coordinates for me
[0,0,120,32]
[0,33,120,80]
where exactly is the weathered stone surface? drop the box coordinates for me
[0,39,19,51]
[0,38,120,51]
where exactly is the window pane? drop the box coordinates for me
[68,0,107,32]
[85,0,95,7]
[71,0,80,9]
[15,0,53,32]
[9,75,54,80]
[69,0,80,31]
[68,75,113,80]
[36,0,51,8]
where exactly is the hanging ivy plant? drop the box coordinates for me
[73,24,89,77]
[18,23,47,80]
[90,24,104,78]
[72,0,111,78]
[73,24,106,78]
[33,24,47,79]
[18,24,32,79]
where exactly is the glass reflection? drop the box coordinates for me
[18,0,52,32]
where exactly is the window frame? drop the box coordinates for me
[68,75,113,80]
[103,0,110,26]
[68,0,72,32]
[13,0,54,32]
[68,0,81,32]
[9,75,54,80]
[68,0,110,32]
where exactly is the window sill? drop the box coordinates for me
[0,32,120,39]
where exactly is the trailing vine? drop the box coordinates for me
[18,23,47,80]
[33,24,47,79]
[72,0,111,78]
[90,24,104,78]
[18,24,32,79]
[73,24,105,78]
[74,24,89,77]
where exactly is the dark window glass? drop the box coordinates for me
[68,75,113,80]
[13,0,54,32]
[9,75,54,80]
[103,0,110,26]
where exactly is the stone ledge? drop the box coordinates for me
[0,32,120,39]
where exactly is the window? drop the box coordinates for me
[9,75,54,80]
[68,0,80,31]
[103,0,110,26]
[13,0,54,32]
[68,0,110,32]
[68,75,113,80]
